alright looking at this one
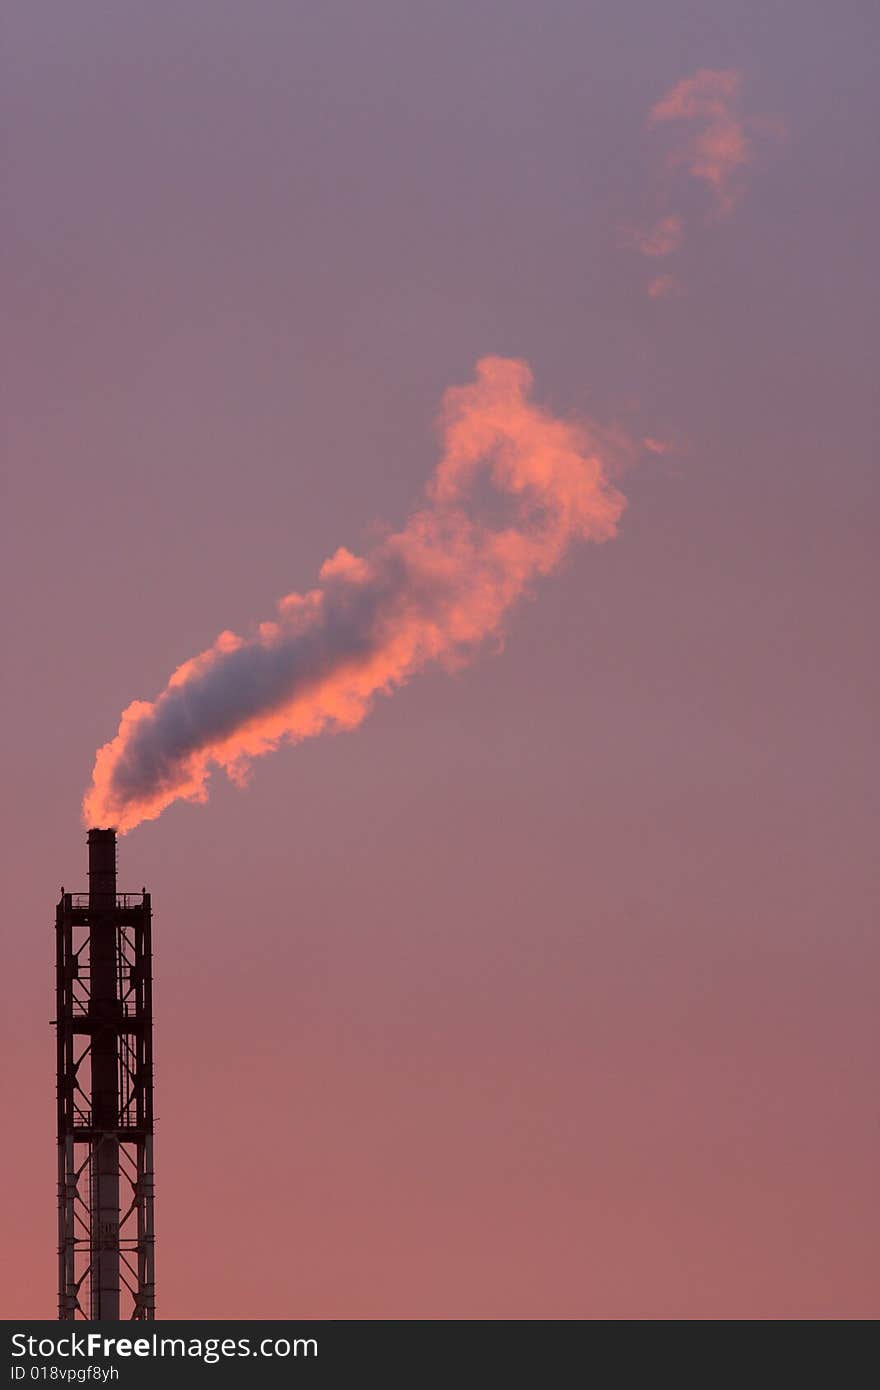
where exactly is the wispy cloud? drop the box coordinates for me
[650,68,754,216]
[647,273,679,300]
[642,436,673,455]
[624,214,683,259]
[624,68,781,296]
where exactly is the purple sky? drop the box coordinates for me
[3,1,878,1317]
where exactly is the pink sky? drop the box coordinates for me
[3,1,878,1318]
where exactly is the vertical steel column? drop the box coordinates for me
[56,899,77,1319]
[133,891,155,1319]
[88,829,120,1320]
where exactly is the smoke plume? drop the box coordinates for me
[84,357,626,833]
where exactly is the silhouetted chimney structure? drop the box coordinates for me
[56,829,155,1319]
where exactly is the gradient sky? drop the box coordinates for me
[3,1,878,1319]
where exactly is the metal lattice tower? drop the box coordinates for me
[55,828,155,1320]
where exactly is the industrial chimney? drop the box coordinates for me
[55,830,155,1319]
